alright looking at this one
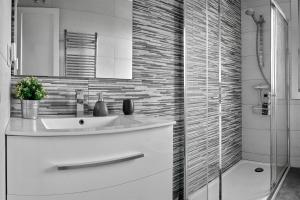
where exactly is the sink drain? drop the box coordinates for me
[79,119,84,125]
[255,167,264,173]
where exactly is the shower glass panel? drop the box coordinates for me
[207,0,221,199]
[184,0,242,199]
[221,1,269,200]
[184,0,221,199]
[184,0,209,199]
[270,0,289,188]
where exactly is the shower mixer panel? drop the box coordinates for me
[252,85,270,116]
[261,92,270,115]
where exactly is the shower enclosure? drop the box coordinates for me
[270,0,289,191]
[183,0,290,199]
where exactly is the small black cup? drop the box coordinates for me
[123,99,134,115]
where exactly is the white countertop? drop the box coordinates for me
[6,115,176,137]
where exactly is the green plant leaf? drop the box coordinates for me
[15,77,47,100]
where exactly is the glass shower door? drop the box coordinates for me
[270,0,289,188]
[184,0,222,199]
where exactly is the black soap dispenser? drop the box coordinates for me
[93,92,108,117]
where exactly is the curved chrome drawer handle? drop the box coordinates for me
[56,152,144,171]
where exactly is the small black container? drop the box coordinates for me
[123,99,134,115]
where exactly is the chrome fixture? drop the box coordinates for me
[245,9,270,88]
[64,30,98,78]
[246,9,271,116]
[253,84,270,115]
[56,152,145,170]
[245,9,265,25]
[75,89,85,117]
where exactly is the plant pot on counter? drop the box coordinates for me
[21,100,40,119]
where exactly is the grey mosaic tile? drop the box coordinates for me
[185,0,241,196]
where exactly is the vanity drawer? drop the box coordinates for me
[7,125,173,196]
[7,169,172,200]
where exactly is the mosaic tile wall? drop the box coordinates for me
[11,0,241,198]
[11,0,185,198]
[185,0,241,195]
[220,0,242,174]
[185,0,208,193]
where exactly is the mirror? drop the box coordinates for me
[12,0,132,79]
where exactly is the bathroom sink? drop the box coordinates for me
[7,116,175,136]
[41,116,121,130]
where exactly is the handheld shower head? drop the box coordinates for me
[245,9,269,87]
[245,8,263,24]
[245,9,255,16]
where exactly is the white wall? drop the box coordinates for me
[0,0,11,198]
[290,100,300,167]
[241,0,272,163]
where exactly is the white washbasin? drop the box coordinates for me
[7,116,175,136]
[41,116,121,130]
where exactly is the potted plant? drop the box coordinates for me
[15,77,47,119]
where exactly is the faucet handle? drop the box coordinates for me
[84,94,88,105]
[75,89,86,104]
[75,89,84,96]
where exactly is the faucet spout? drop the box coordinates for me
[75,89,85,117]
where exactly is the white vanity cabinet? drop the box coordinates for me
[6,117,174,200]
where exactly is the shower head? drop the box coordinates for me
[245,9,255,16]
[245,8,264,24]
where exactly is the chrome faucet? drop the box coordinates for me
[75,89,85,117]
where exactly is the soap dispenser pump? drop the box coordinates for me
[93,92,108,116]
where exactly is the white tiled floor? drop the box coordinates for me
[189,160,270,200]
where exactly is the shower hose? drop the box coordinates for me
[256,22,271,88]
